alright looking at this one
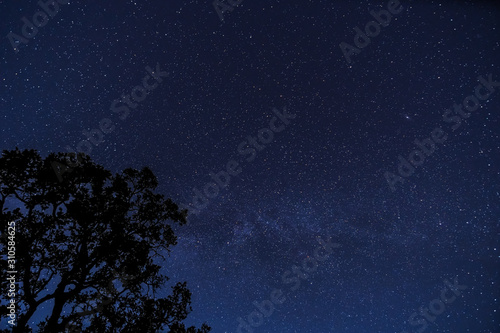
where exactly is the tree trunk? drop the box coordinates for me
[42,288,68,332]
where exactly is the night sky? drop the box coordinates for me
[1,0,500,332]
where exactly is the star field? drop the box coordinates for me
[1,0,499,332]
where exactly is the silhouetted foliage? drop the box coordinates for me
[0,148,210,333]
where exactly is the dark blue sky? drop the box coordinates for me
[1,0,499,332]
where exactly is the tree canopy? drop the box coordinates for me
[0,148,210,333]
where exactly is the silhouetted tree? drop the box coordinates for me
[0,148,210,333]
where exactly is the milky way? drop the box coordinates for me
[1,0,499,332]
